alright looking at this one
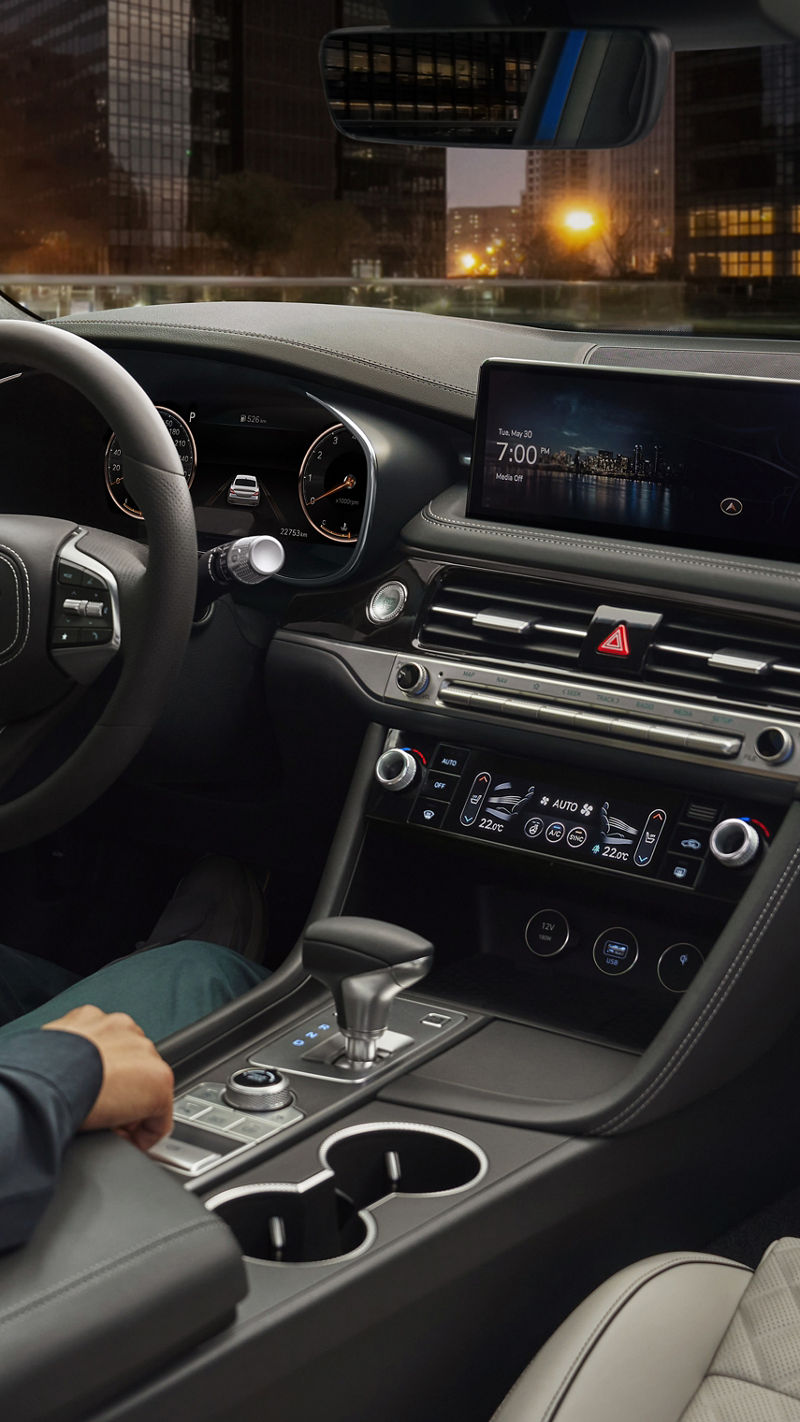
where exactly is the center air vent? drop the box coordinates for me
[417,571,595,673]
[417,570,800,715]
[644,611,800,713]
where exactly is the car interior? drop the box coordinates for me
[6,2,800,1421]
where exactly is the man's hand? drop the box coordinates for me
[42,1006,174,1151]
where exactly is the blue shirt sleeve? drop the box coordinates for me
[0,1029,103,1254]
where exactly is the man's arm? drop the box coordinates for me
[0,1006,174,1254]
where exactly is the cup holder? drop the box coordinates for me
[320,1123,487,1209]
[207,1123,487,1266]
[207,1174,373,1264]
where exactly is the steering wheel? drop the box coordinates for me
[0,322,197,851]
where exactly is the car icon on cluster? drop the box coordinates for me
[227,473,261,506]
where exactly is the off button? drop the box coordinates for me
[525,909,570,958]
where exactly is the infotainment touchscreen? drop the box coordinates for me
[467,359,800,559]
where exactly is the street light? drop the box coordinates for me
[460,252,477,271]
[563,209,597,233]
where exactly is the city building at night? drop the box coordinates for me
[0,0,445,276]
[675,44,800,282]
[522,71,674,276]
[447,204,524,276]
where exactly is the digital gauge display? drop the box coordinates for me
[105,406,196,519]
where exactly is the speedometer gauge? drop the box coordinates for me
[298,424,367,543]
[105,406,196,519]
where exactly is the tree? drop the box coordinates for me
[291,201,375,277]
[199,172,299,275]
[519,225,598,280]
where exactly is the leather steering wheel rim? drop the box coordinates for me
[0,321,197,850]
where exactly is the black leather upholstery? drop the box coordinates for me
[0,1134,247,1422]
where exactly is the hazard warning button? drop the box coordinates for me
[597,624,630,657]
[579,605,662,676]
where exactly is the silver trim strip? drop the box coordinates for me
[439,683,740,756]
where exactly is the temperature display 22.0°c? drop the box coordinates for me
[298,424,367,543]
[105,406,196,519]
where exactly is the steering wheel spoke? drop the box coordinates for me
[0,322,197,851]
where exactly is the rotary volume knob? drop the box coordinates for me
[224,1067,293,1112]
[709,818,760,868]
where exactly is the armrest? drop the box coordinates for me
[0,1133,247,1422]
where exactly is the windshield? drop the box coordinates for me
[0,2,795,335]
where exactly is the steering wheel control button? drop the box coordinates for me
[224,1067,293,1112]
[432,744,469,776]
[375,748,418,793]
[670,827,709,856]
[423,771,459,801]
[367,581,408,625]
[545,821,565,844]
[658,942,705,993]
[593,928,639,976]
[525,910,570,957]
[52,558,114,650]
[755,726,794,764]
[57,561,106,590]
[410,798,447,829]
[395,661,429,695]
[709,817,761,868]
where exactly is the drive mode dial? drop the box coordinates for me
[224,1067,292,1112]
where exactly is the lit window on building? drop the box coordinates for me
[689,206,774,237]
[690,250,775,276]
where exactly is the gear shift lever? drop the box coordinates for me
[303,917,434,1067]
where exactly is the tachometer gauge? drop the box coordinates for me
[105,406,196,519]
[298,424,367,543]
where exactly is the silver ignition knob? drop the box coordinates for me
[375,748,418,792]
[224,1067,293,1112]
[709,818,760,868]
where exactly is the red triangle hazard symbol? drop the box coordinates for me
[597,624,630,657]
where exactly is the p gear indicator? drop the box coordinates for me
[597,624,630,657]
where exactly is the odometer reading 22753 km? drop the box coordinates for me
[298,424,367,543]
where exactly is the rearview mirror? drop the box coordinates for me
[320,26,671,149]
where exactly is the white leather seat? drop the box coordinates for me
[493,1238,800,1422]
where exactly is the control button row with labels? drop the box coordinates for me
[524,909,704,992]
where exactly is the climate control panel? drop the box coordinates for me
[370,733,780,900]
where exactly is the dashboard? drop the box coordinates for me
[8,300,800,1422]
[0,353,380,584]
[11,299,799,1042]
